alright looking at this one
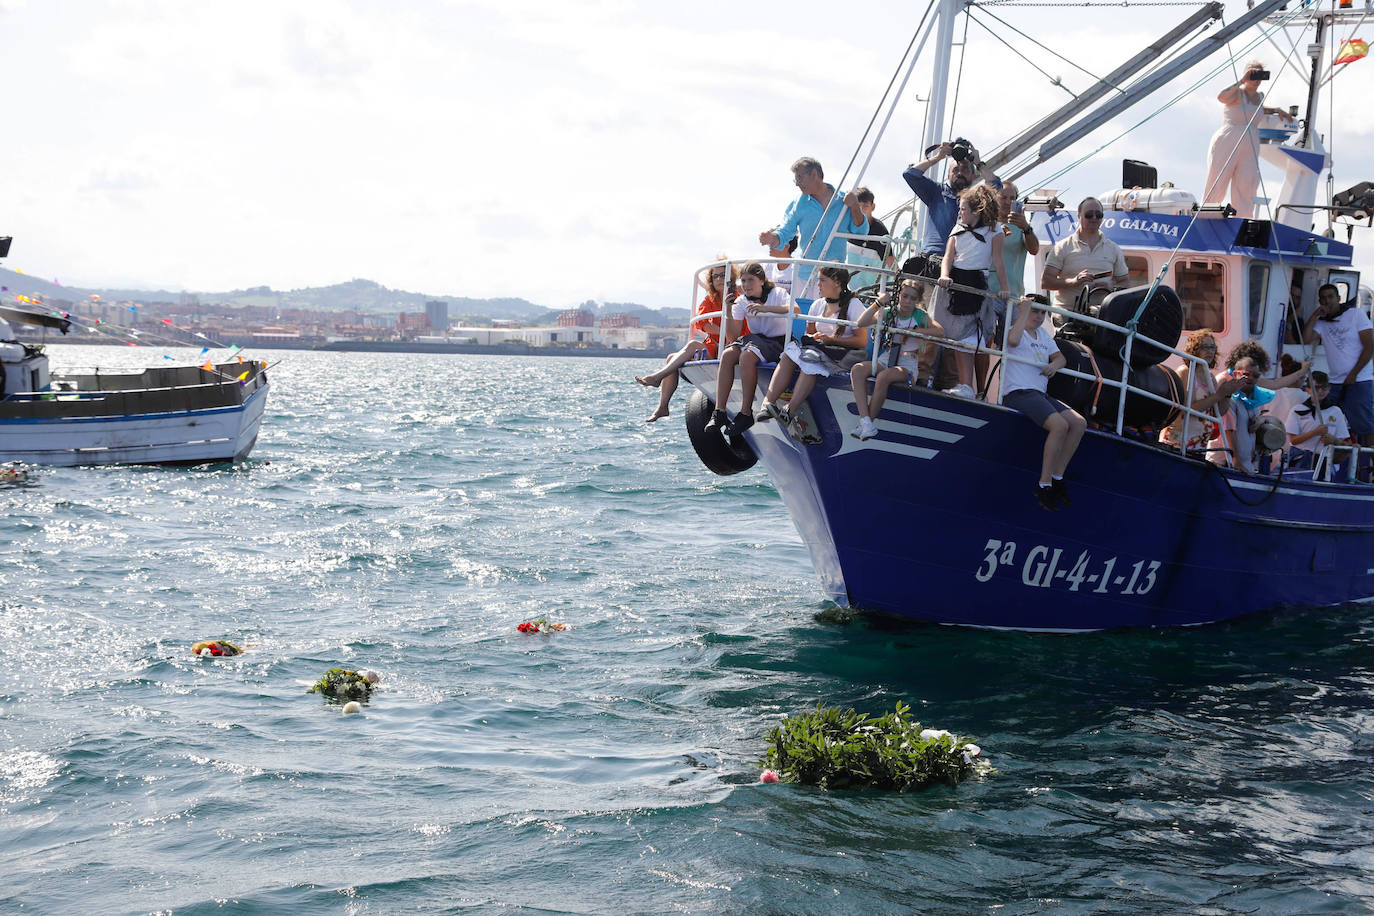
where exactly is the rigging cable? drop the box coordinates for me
[946,6,974,141]
[969,4,1131,97]
[962,9,1079,100]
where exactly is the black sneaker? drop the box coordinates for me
[704,409,728,432]
[1051,478,1072,507]
[729,413,755,436]
[1035,485,1059,512]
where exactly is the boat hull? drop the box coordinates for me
[0,366,270,467]
[683,365,1374,630]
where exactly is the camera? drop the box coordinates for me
[1247,68,1270,81]
[948,137,974,162]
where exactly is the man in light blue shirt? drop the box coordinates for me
[759,157,867,297]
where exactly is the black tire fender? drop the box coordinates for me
[684,388,758,476]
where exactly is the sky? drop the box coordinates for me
[4,0,1374,310]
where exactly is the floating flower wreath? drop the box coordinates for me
[308,668,377,701]
[760,701,991,791]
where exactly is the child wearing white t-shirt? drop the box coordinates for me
[1002,295,1086,510]
[1285,371,1355,475]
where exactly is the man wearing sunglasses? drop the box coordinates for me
[1040,197,1129,310]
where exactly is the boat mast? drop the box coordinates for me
[921,0,963,166]
[1297,14,1328,151]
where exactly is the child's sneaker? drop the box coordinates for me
[854,416,879,440]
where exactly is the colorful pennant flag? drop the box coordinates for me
[201,360,214,371]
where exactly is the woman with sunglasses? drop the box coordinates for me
[1159,329,1245,457]
[637,260,738,422]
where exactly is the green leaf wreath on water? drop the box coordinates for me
[307,668,373,701]
[761,701,989,791]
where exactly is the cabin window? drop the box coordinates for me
[1174,260,1226,332]
[1125,256,1151,289]
[1247,263,1269,336]
[1327,270,1360,307]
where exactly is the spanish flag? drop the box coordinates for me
[1336,38,1368,65]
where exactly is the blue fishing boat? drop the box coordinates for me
[672,0,1374,630]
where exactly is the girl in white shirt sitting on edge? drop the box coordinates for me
[1003,294,1086,511]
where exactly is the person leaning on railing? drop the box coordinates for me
[1158,329,1245,458]
[637,259,738,423]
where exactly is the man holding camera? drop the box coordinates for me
[900,139,1001,276]
[1303,282,1374,475]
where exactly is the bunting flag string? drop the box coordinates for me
[6,286,269,374]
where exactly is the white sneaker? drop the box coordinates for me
[855,416,879,440]
[942,384,975,399]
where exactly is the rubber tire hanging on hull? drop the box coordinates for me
[685,388,758,476]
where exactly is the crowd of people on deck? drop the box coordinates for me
[634,100,1374,504]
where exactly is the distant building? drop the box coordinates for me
[598,313,640,329]
[425,300,448,331]
[556,309,594,327]
[396,312,429,332]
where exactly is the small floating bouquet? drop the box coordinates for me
[760,701,989,791]
[192,639,242,657]
[308,667,377,701]
[516,618,568,634]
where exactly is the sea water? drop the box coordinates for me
[2,346,1372,914]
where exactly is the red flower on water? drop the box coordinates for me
[517,622,540,633]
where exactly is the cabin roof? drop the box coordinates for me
[1038,211,1353,266]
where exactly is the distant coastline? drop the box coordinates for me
[22,334,673,360]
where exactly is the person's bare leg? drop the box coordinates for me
[1040,413,1068,484]
[1052,411,1086,476]
[714,347,740,409]
[646,372,678,422]
[869,367,908,419]
[851,362,875,418]
[739,351,763,415]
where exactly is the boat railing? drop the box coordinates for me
[687,257,1222,459]
[1312,443,1374,483]
[687,256,904,356]
[1,362,268,417]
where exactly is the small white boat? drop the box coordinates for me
[0,306,270,467]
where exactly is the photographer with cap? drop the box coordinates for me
[1303,282,1374,477]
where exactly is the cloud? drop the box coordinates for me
[4,1,1374,306]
